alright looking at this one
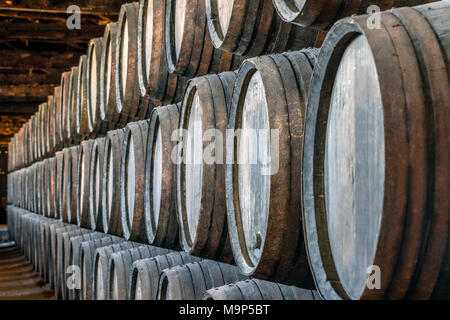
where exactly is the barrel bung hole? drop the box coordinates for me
[325,34,385,300]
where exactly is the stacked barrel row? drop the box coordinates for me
[7,206,320,300]
[7,0,450,300]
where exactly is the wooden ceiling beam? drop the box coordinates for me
[0,49,80,69]
[0,84,54,102]
[0,72,62,85]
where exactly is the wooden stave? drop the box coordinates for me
[79,236,123,300]
[128,251,202,300]
[77,140,95,229]
[69,145,81,224]
[137,0,170,104]
[68,66,81,145]
[120,120,150,242]
[301,3,449,300]
[106,245,172,300]
[48,95,55,155]
[89,137,106,232]
[271,0,437,30]
[158,260,248,300]
[91,241,143,300]
[54,86,64,151]
[115,2,141,125]
[100,22,121,130]
[61,148,72,223]
[55,151,64,220]
[144,104,180,248]
[101,128,125,236]
[225,51,318,285]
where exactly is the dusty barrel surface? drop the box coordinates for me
[79,236,123,300]
[76,55,90,139]
[177,72,237,262]
[89,137,106,231]
[271,0,437,30]
[60,71,72,147]
[61,148,72,223]
[205,0,318,56]
[54,86,63,150]
[158,260,248,300]
[55,151,64,219]
[47,95,55,155]
[302,1,449,300]
[225,50,317,285]
[68,66,81,144]
[144,104,179,248]
[87,37,108,137]
[164,0,238,78]
[203,279,320,300]
[107,245,172,300]
[102,128,125,236]
[77,140,95,228]
[92,242,143,300]
[115,2,143,124]
[129,251,201,300]
[120,120,150,241]
[69,145,81,224]
[100,22,121,130]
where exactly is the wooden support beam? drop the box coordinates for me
[0,50,80,69]
[0,103,39,115]
[0,22,105,43]
[0,72,62,85]
[0,84,55,102]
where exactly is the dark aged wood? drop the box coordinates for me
[55,151,64,219]
[137,0,170,103]
[120,120,149,242]
[272,0,437,30]
[76,55,90,139]
[69,145,80,224]
[77,140,95,229]
[206,0,318,56]
[61,148,72,223]
[225,50,317,286]
[100,22,121,130]
[102,128,125,236]
[89,137,106,232]
[129,252,201,300]
[203,278,320,300]
[302,1,449,300]
[164,0,235,77]
[158,260,247,300]
[54,86,63,151]
[79,236,123,300]
[177,72,237,263]
[60,72,72,147]
[86,38,106,137]
[92,242,143,300]
[107,245,172,300]
[47,95,55,155]
[144,104,180,248]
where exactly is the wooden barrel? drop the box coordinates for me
[89,137,106,231]
[35,162,43,215]
[42,159,50,217]
[77,140,95,228]
[48,95,55,155]
[144,104,179,248]
[137,0,170,103]
[60,71,72,147]
[115,2,143,124]
[120,120,149,241]
[76,55,90,139]
[205,0,318,56]
[100,22,121,129]
[176,72,237,262]
[92,242,143,300]
[129,251,201,300]
[39,103,48,159]
[302,2,449,300]
[203,279,320,300]
[67,232,109,300]
[61,148,72,223]
[54,86,63,151]
[102,128,125,236]
[164,0,238,77]
[55,151,64,219]
[60,228,93,300]
[158,260,247,300]
[30,115,38,163]
[49,157,57,219]
[68,66,81,144]
[225,50,317,285]
[53,224,78,298]
[69,145,81,224]
[79,236,123,300]
[87,37,108,136]
[272,0,436,30]
[107,245,172,300]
